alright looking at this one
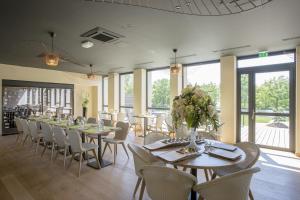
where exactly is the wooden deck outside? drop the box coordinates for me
[241,123,289,149]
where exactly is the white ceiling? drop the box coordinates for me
[0,0,299,75]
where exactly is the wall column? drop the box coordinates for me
[170,66,183,107]
[296,47,300,155]
[108,73,119,112]
[220,55,237,144]
[133,69,146,115]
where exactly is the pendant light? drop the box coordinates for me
[45,32,59,67]
[170,48,182,75]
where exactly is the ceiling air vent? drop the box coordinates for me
[81,27,124,43]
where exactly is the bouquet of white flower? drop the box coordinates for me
[172,85,221,150]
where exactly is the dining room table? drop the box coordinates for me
[133,114,156,143]
[28,116,121,169]
[145,140,246,200]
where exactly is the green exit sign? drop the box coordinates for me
[259,51,268,57]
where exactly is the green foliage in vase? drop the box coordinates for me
[172,84,221,131]
[82,94,89,108]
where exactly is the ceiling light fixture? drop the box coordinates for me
[170,49,182,75]
[45,32,59,67]
[81,40,94,48]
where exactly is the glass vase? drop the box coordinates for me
[186,127,200,151]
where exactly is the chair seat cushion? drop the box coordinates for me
[103,138,124,144]
[82,143,98,151]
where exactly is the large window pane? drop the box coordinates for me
[183,62,220,110]
[147,68,170,112]
[120,73,134,109]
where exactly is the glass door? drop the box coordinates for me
[238,64,295,151]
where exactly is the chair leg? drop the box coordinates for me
[139,180,146,200]
[35,137,41,153]
[89,137,95,144]
[63,147,68,169]
[50,143,55,161]
[204,169,209,181]
[113,144,117,164]
[78,153,83,177]
[54,148,60,161]
[183,167,187,171]
[68,153,75,169]
[16,134,20,143]
[41,142,47,157]
[22,135,29,146]
[92,149,101,169]
[211,172,217,180]
[115,144,118,155]
[102,143,108,157]
[121,143,129,159]
[249,189,254,200]
[133,177,142,197]
[107,143,112,153]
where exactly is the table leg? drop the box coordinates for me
[87,134,112,169]
[190,168,197,200]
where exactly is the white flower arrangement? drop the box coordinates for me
[171,84,220,131]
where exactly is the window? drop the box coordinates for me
[183,62,221,110]
[238,51,295,68]
[102,76,108,111]
[147,68,170,115]
[119,73,134,114]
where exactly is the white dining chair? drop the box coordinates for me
[102,121,130,164]
[211,142,261,200]
[28,121,43,153]
[15,117,23,143]
[40,122,55,161]
[127,143,166,200]
[117,112,126,122]
[53,126,70,168]
[193,167,260,200]
[87,117,97,124]
[141,166,197,200]
[20,119,31,146]
[67,129,100,177]
[128,113,142,136]
[149,115,164,134]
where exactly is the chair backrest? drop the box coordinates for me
[193,167,260,200]
[117,112,126,122]
[15,117,23,132]
[40,122,53,142]
[66,129,83,153]
[102,119,112,126]
[144,132,170,145]
[141,166,197,200]
[236,142,260,169]
[28,121,39,139]
[87,117,97,124]
[20,119,30,136]
[127,143,161,177]
[114,121,129,141]
[53,126,67,147]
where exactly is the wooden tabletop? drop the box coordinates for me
[150,142,246,169]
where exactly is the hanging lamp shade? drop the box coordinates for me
[45,53,59,67]
[170,49,181,75]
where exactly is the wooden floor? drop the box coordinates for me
[241,123,289,149]
[0,132,299,200]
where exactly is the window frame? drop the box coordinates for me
[146,66,171,113]
[119,72,134,112]
[102,76,108,111]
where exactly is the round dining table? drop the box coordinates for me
[150,142,246,200]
